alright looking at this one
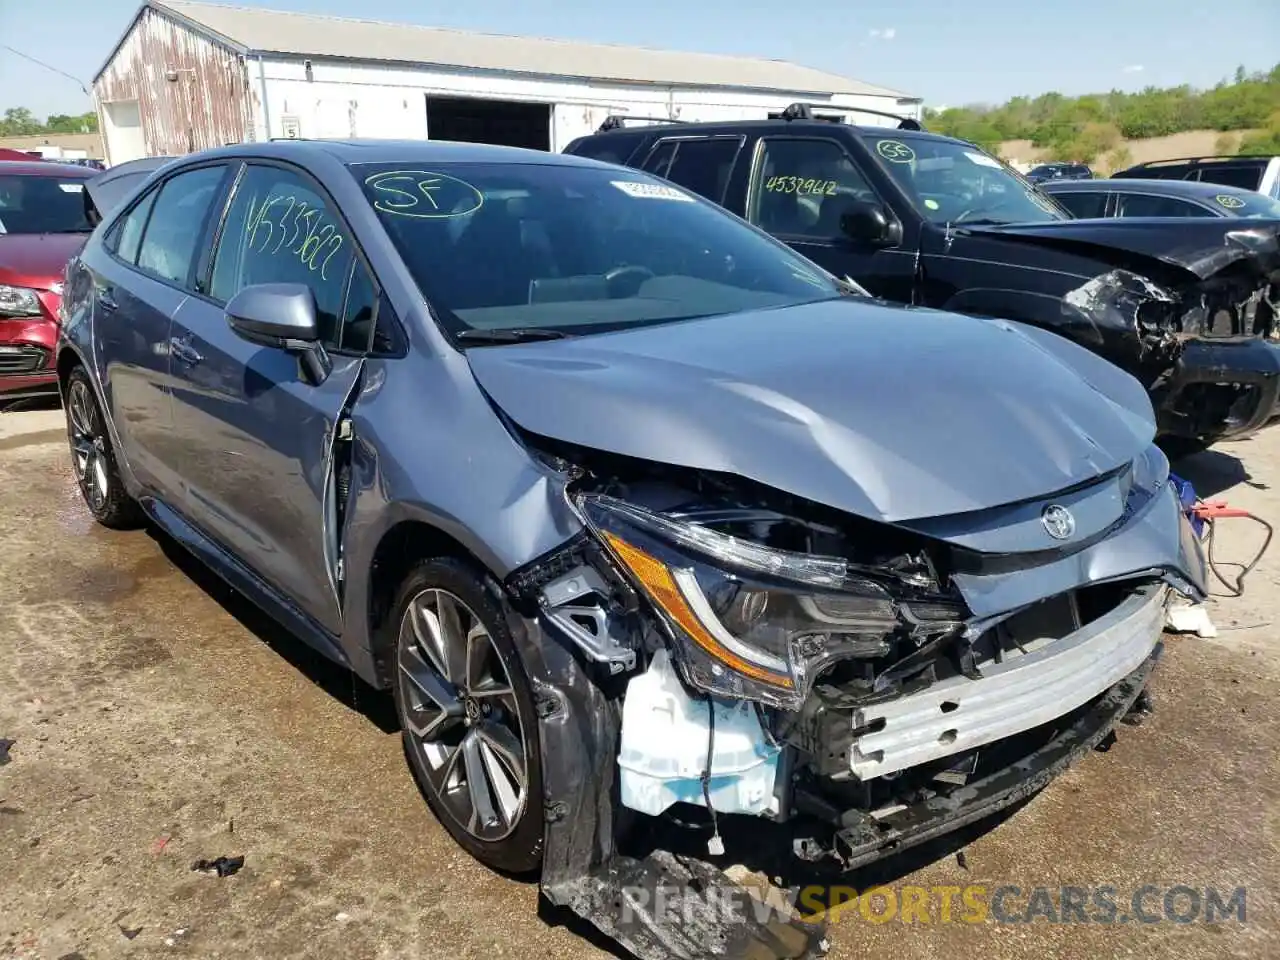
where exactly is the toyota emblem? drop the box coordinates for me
[1041,504,1076,540]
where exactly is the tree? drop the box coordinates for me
[0,107,42,136]
[44,112,97,134]
[923,63,1280,150]
[1240,111,1280,154]
[0,107,98,137]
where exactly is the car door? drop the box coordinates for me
[741,135,917,302]
[94,163,231,495]
[167,160,376,634]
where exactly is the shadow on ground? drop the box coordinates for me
[146,525,400,735]
[1169,446,1260,498]
[0,395,61,415]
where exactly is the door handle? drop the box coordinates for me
[98,289,118,313]
[169,336,203,367]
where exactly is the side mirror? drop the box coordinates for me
[839,200,902,247]
[226,283,330,383]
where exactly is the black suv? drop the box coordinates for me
[565,105,1280,451]
[1112,155,1280,198]
[1026,162,1094,183]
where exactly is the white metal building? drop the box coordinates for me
[93,0,921,165]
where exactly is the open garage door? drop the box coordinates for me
[102,100,146,165]
[425,96,551,151]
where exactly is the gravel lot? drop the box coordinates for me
[1,402,1277,960]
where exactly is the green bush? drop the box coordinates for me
[924,64,1279,150]
[1239,111,1280,154]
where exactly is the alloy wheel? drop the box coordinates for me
[67,379,109,513]
[397,588,529,842]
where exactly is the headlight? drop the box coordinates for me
[1133,443,1169,492]
[0,284,42,317]
[578,495,963,710]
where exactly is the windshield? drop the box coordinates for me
[862,135,1069,225]
[353,161,842,338]
[0,173,93,234]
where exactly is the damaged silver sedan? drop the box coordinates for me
[61,141,1208,960]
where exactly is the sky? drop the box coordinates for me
[1,0,1278,120]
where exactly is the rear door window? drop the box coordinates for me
[107,189,158,264]
[135,165,228,287]
[1053,190,1108,218]
[1115,194,1215,218]
[747,137,880,239]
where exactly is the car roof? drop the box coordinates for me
[1120,155,1275,171]
[0,160,96,177]
[1041,177,1259,199]
[181,138,607,168]
[574,119,973,149]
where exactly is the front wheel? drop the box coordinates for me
[64,367,143,530]
[390,557,544,875]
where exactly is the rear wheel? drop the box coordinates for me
[390,557,544,874]
[64,367,143,530]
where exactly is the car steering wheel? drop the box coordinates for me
[952,205,1001,224]
[604,264,656,298]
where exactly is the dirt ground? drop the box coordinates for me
[1,402,1277,960]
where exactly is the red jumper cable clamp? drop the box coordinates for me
[1189,500,1274,597]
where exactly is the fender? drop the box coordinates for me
[943,284,1161,371]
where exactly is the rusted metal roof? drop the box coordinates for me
[97,0,912,99]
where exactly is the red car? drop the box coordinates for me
[1,161,97,402]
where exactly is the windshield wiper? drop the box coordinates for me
[836,275,870,297]
[455,327,573,344]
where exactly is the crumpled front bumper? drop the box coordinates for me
[835,643,1160,870]
[850,583,1166,779]
[1153,336,1280,442]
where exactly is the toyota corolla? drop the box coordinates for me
[59,140,1206,960]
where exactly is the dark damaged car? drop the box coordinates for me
[60,141,1207,959]
[565,106,1280,452]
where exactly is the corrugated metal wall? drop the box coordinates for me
[259,58,917,153]
[94,8,251,162]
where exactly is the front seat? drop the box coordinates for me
[450,202,537,308]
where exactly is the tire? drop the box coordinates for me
[389,557,544,875]
[64,367,144,530]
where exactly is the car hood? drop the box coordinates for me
[964,219,1280,280]
[0,233,87,288]
[466,298,1156,523]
